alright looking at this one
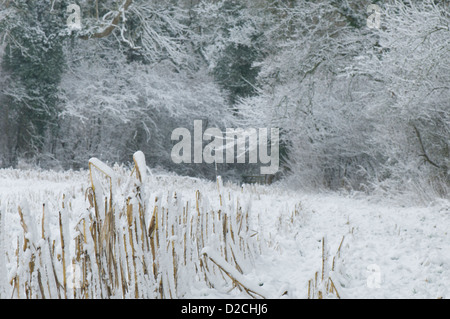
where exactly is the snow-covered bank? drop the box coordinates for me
[0,167,449,299]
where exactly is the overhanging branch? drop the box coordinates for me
[80,0,133,40]
[412,124,441,169]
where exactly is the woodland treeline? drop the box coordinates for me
[0,0,448,198]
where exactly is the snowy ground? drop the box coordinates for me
[1,168,449,299]
[249,191,450,299]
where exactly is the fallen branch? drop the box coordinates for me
[201,247,267,299]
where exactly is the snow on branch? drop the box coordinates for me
[202,247,268,299]
[80,0,133,40]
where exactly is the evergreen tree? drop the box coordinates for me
[1,0,68,161]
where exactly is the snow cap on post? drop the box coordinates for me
[89,157,117,195]
[133,151,147,183]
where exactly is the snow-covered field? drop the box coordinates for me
[0,164,449,299]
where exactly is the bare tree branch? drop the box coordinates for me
[80,0,133,40]
[412,124,441,169]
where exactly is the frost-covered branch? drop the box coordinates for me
[80,0,133,40]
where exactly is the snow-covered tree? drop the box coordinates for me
[57,39,232,173]
[0,0,447,197]
[237,0,381,188]
[355,0,449,197]
[0,0,69,164]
